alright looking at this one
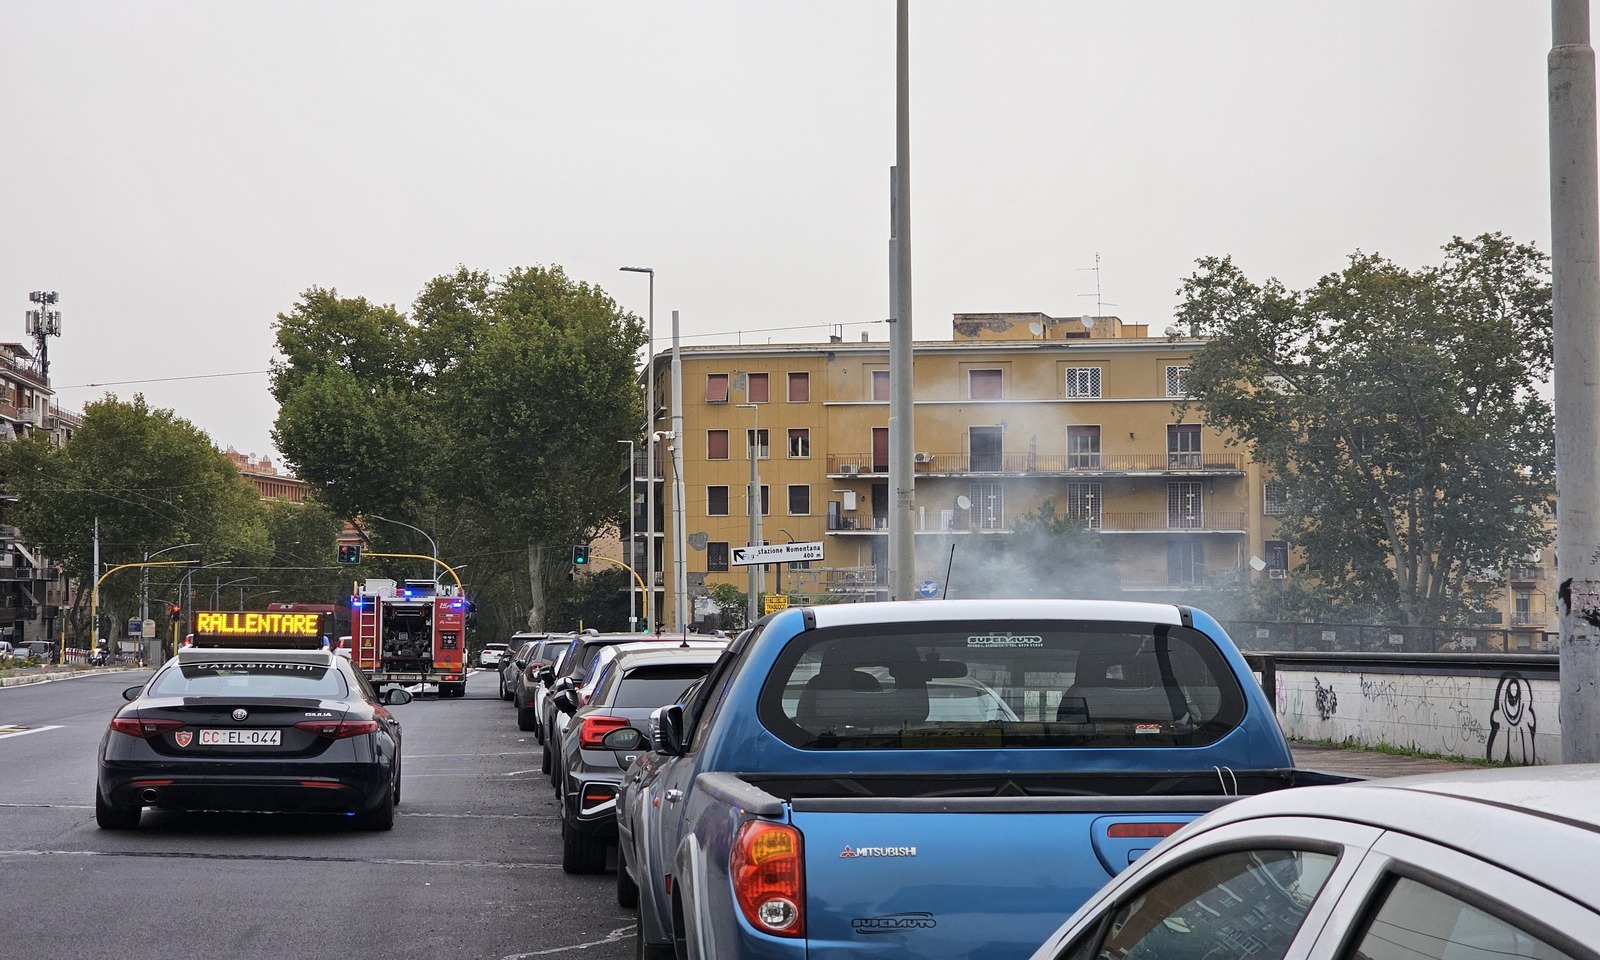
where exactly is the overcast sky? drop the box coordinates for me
[1,3,1555,463]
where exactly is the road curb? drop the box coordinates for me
[0,667,141,688]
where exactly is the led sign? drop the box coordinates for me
[193,611,325,639]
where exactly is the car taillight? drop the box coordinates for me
[579,715,630,749]
[731,821,804,937]
[294,719,380,740]
[109,717,185,738]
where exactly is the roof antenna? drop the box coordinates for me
[942,543,957,600]
[1076,252,1118,322]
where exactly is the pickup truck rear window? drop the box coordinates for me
[755,619,1246,750]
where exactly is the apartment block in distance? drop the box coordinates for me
[628,312,1288,628]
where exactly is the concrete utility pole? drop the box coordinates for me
[671,310,689,632]
[740,401,762,626]
[888,0,916,601]
[1551,0,1600,763]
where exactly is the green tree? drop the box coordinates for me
[0,395,268,642]
[270,266,646,631]
[936,500,1121,600]
[1175,233,1554,626]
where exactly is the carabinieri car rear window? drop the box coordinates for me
[151,660,350,699]
[755,619,1246,750]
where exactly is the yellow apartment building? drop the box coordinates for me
[628,312,1290,628]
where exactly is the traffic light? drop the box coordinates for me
[572,544,590,566]
[168,603,182,619]
[337,543,363,565]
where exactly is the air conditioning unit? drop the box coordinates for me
[1268,569,1287,580]
[913,452,934,464]
[839,464,861,475]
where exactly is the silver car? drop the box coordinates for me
[1028,764,1600,960]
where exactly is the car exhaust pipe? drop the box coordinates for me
[140,788,159,804]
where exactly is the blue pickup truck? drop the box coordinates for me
[616,598,1335,960]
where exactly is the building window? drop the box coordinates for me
[1168,481,1203,529]
[707,486,730,516]
[788,484,811,516]
[1067,425,1101,470]
[1168,537,1206,585]
[872,370,890,401]
[970,426,1003,472]
[1165,365,1190,397]
[972,483,1004,530]
[1514,589,1532,625]
[746,428,769,459]
[1168,423,1201,469]
[747,485,770,517]
[707,542,729,572]
[969,369,1002,399]
[1265,539,1288,573]
[747,372,770,403]
[787,372,810,403]
[1264,481,1288,516]
[1066,482,1101,529]
[788,428,810,459]
[707,429,730,460]
[1064,367,1102,398]
[706,373,729,403]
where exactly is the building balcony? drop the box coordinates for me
[826,511,1247,535]
[827,451,1245,478]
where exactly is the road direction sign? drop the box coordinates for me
[731,541,824,566]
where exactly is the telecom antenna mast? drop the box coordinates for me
[25,291,62,383]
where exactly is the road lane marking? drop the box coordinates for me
[501,924,636,957]
[0,725,63,740]
[0,848,566,868]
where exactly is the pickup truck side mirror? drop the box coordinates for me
[657,704,688,756]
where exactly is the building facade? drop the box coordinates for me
[628,313,1286,629]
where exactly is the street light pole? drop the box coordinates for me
[367,514,439,583]
[141,542,198,624]
[616,439,638,632]
[739,402,762,626]
[212,576,257,609]
[621,266,656,631]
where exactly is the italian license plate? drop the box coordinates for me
[198,729,281,746]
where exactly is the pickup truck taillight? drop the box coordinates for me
[731,821,804,938]
[579,716,630,749]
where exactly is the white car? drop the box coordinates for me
[1028,764,1600,960]
[477,642,510,669]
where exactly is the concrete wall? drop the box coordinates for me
[1271,658,1558,766]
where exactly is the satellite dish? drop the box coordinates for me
[1028,321,1044,337]
[1248,556,1267,572]
[1080,314,1096,330]
[956,495,972,510]
[1164,325,1183,338]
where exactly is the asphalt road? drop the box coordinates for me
[0,668,633,960]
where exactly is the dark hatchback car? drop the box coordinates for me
[552,641,727,873]
[96,647,412,831]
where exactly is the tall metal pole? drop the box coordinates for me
[888,0,916,601]
[368,515,439,583]
[671,310,689,632]
[741,403,762,625]
[1551,0,1600,762]
[617,440,638,632]
[622,267,656,630]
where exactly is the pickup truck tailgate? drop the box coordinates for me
[790,795,1234,959]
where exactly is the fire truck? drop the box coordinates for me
[350,578,469,698]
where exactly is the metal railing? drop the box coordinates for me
[828,452,1244,475]
[1223,620,1557,654]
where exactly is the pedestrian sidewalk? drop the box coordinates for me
[1291,741,1490,779]
[0,665,140,688]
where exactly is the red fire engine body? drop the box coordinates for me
[351,578,468,698]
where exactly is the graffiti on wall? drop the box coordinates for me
[1486,671,1537,765]
[1278,668,1546,766]
[1313,677,1338,721]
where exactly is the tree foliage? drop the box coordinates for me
[938,501,1122,601]
[0,395,269,639]
[1175,233,1554,626]
[269,266,646,629]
